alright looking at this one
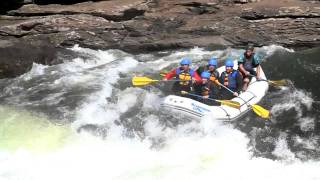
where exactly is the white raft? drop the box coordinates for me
[161,63,269,121]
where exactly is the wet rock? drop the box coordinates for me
[7,0,147,21]
[241,6,320,20]
[0,39,74,78]
[0,0,319,78]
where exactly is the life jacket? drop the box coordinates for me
[221,70,237,89]
[176,68,194,86]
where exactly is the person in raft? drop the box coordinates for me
[197,71,220,106]
[238,44,262,91]
[194,57,221,99]
[163,57,202,96]
[219,58,243,100]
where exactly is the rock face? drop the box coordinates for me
[0,0,320,78]
[0,39,75,79]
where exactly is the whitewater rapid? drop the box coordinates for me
[0,45,319,180]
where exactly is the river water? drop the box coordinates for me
[0,45,319,180]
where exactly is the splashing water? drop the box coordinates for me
[0,46,320,180]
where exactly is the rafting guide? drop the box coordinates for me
[238,44,262,91]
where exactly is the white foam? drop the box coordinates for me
[2,122,320,180]
[143,115,163,137]
[144,47,225,70]
[260,44,295,56]
[142,92,161,109]
[298,117,315,132]
[1,46,319,180]
[20,63,48,81]
[117,89,138,113]
[272,133,296,161]
[271,89,314,118]
[294,135,318,151]
[70,49,138,130]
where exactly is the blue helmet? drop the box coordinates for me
[225,58,234,67]
[208,57,217,66]
[201,71,211,79]
[180,57,191,65]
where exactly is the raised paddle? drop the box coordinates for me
[132,76,185,86]
[219,84,270,119]
[181,91,240,109]
[247,74,287,86]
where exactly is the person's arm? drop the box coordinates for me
[193,71,202,83]
[214,79,221,86]
[163,69,176,80]
[214,71,221,85]
[219,72,224,85]
[238,56,248,76]
[238,63,249,76]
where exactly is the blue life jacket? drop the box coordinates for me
[176,68,194,86]
[221,70,237,89]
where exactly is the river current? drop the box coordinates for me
[0,45,319,180]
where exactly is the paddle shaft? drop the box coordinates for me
[220,83,248,105]
[183,91,220,102]
[162,79,190,82]
[247,74,287,86]
[220,84,236,95]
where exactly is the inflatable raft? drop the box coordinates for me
[161,63,269,121]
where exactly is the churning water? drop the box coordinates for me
[0,45,319,180]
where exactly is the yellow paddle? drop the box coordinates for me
[248,74,287,86]
[266,79,287,86]
[220,84,270,119]
[181,91,240,109]
[132,76,159,86]
[251,104,270,119]
[132,76,183,86]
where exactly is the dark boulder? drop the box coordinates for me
[0,0,24,14]
[0,39,74,78]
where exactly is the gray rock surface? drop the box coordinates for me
[0,0,319,78]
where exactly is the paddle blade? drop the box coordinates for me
[252,104,270,119]
[268,79,287,86]
[217,100,241,109]
[132,76,159,86]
